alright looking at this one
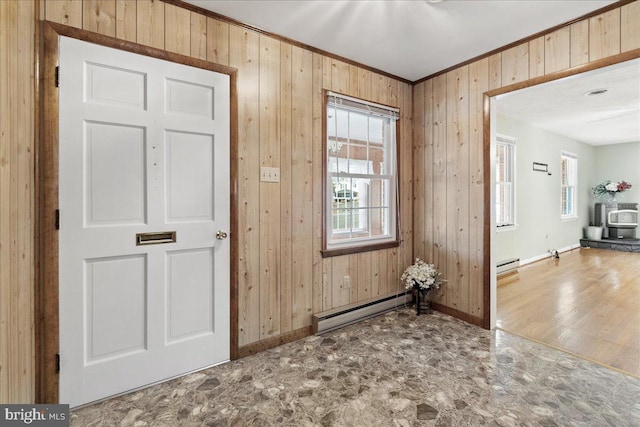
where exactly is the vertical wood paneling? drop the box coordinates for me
[320,55,335,310]
[312,53,329,312]
[570,20,590,67]
[136,0,164,49]
[545,27,570,74]
[1,0,35,403]
[445,67,470,312]
[229,26,260,346]
[468,58,488,318]
[370,250,380,297]
[0,0,13,404]
[190,12,207,60]
[115,0,136,42]
[488,52,502,90]
[376,249,388,295]
[280,43,293,334]
[164,3,190,55]
[589,9,621,61]
[349,254,358,303]
[621,1,640,52]
[387,248,398,295]
[401,82,414,272]
[529,36,545,79]
[423,80,434,265]
[432,74,447,303]
[357,253,372,300]
[290,45,314,329]
[349,65,359,97]
[331,59,350,94]
[413,82,425,262]
[501,44,528,85]
[259,35,281,339]
[372,74,387,104]
[322,254,333,310]
[331,257,350,308]
[206,18,229,66]
[83,0,115,37]
[16,0,35,404]
[45,0,82,27]
[358,68,372,100]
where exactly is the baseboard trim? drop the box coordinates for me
[237,326,313,359]
[520,243,581,266]
[431,302,485,328]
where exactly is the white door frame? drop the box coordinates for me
[37,22,239,404]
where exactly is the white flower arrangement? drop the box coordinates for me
[401,258,445,291]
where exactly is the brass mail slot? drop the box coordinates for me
[136,231,176,246]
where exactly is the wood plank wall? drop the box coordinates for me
[1,0,636,403]
[0,0,37,404]
[39,0,414,350]
[413,1,640,323]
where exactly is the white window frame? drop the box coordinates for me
[323,91,399,256]
[495,134,516,228]
[561,151,578,219]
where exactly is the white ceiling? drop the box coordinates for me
[184,0,614,81]
[497,59,640,146]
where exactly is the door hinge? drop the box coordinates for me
[55,66,60,87]
[55,209,60,230]
[55,353,60,373]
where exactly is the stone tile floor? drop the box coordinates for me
[71,309,640,426]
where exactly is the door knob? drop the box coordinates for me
[216,230,228,240]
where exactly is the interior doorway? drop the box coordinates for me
[486,53,640,375]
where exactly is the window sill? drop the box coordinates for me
[561,216,578,222]
[496,224,517,232]
[322,239,400,258]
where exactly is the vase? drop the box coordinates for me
[603,192,619,204]
[584,226,603,240]
[415,288,431,315]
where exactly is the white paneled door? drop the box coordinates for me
[58,37,230,408]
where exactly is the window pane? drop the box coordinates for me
[496,145,506,182]
[368,179,385,209]
[560,154,577,217]
[369,147,385,175]
[332,208,353,231]
[495,139,515,226]
[328,138,348,174]
[327,105,337,137]
[371,207,389,237]
[348,111,368,144]
[369,117,384,145]
[348,144,369,174]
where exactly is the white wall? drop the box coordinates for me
[495,114,596,263]
[593,141,640,238]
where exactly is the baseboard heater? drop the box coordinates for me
[497,258,520,276]
[312,291,412,335]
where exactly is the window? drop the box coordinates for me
[323,91,399,256]
[495,135,516,227]
[561,151,577,218]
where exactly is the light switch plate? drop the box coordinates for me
[260,167,280,183]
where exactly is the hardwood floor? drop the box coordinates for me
[497,247,640,378]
